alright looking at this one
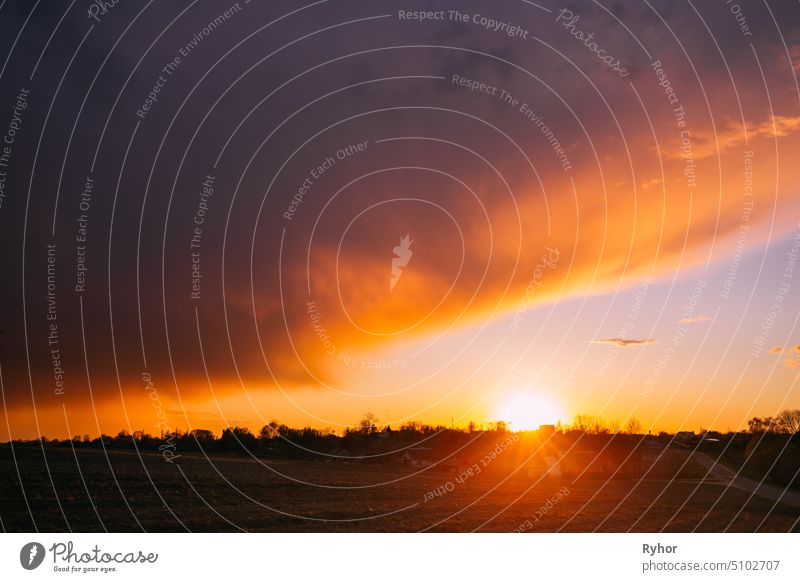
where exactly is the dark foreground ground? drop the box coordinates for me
[1,446,798,532]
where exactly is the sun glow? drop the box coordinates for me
[494,390,564,431]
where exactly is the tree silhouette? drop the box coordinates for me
[624,417,642,435]
[357,412,379,435]
[775,409,800,434]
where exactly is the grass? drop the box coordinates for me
[1,446,797,532]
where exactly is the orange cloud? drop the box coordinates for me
[769,345,800,368]
[589,338,657,348]
[660,115,800,160]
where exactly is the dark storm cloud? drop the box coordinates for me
[0,0,798,425]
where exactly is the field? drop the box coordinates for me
[1,445,798,532]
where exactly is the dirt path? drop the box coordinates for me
[692,451,800,508]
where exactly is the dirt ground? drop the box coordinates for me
[1,446,798,532]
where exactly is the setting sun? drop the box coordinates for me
[494,390,564,431]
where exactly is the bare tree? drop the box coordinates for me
[493,420,508,432]
[591,417,609,435]
[625,417,642,435]
[748,417,773,433]
[358,412,379,435]
[774,409,800,434]
[570,415,610,434]
[572,414,593,433]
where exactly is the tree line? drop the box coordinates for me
[747,409,800,434]
[5,410,798,458]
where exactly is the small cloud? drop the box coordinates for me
[660,115,800,160]
[770,345,800,355]
[771,345,800,368]
[640,178,662,191]
[589,338,657,348]
[677,315,711,324]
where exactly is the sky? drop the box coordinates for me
[0,0,799,440]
